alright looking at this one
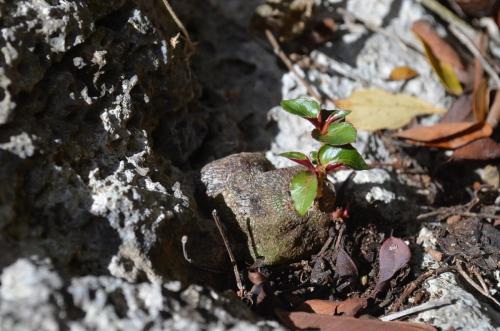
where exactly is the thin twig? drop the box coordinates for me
[318,228,335,256]
[381,299,453,321]
[337,8,423,57]
[472,268,489,294]
[212,210,245,296]
[455,261,500,308]
[161,0,195,56]
[417,210,498,220]
[334,224,345,251]
[449,25,500,89]
[265,29,322,101]
[391,266,452,312]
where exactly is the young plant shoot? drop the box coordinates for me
[280,97,368,216]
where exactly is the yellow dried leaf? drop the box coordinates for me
[389,66,418,81]
[335,89,446,132]
[418,36,463,95]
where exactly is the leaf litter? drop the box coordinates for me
[205,0,500,329]
[335,89,446,131]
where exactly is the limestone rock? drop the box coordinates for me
[0,0,228,286]
[0,258,283,331]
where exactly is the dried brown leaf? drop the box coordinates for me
[472,79,489,123]
[452,137,500,160]
[395,122,477,142]
[411,20,464,70]
[374,236,411,294]
[486,90,500,129]
[424,123,493,149]
[275,309,437,331]
[440,93,473,123]
[412,20,464,95]
[389,66,418,81]
[300,298,367,317]
[335,247,358,277]
[424,247,443,262]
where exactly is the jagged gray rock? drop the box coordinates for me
[0,258,283,331]
[0,0,230,286]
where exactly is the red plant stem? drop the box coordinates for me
[306,117,322,130]
[325,163,343,173]
[321,115,336,134]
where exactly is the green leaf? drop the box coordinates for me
[281,97,321,119]
[290,171,318,216]
[309,151,318,165]
[318,144,369,170]
[279,151,314,169]
[312,122,357,145]
[280,151,308,160]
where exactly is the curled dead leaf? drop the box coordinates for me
[452,137,500,160]
[275,309,437,331]
[395,122,477,142]
[336,247,358,277]
[395,122,493,150]
[300,298,367,317]
[412,20,464,95]
[424,123,493,149]
[411,20,464,71]
[389,66,418,81]
[439,93,473,123]
[374,236,411,295]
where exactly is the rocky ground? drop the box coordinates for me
[0,0,499,330]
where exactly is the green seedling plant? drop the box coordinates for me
[280,97,368,216]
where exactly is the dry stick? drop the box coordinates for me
[417,210,498,220]
[161,0,195,56]
[333,224,346,251]
[455,261,500,308]
[265,29,322,101]
[391,266,452,312]
[472,268,489,294]
[449,25,500,90]
[211,210,245,296]
[381,299,453,322]
[318,229,335,256]
[337,8,423,57]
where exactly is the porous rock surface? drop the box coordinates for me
[0,0,243,283]
[0,0,278,329]
[0,258,283,331]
